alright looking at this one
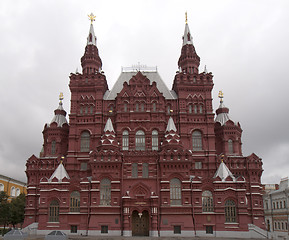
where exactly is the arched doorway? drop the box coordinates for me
[132,210,149,236]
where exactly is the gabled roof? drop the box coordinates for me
[49,162,70,182]
[103,71,177,100]
[214,161,235,182]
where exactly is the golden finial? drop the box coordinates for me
[59,92,64,103]
[185,12,188,24]
[218,90,224,103]
[88,13,96,24]
[221,154,224,162]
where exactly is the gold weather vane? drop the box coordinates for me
[218,90,224,103]
[59,92,64,103]
[88,13,96,24]
[185,12,188,24]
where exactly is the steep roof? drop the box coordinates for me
[166,117,177,132]
[213,161,235,182]
[49,102,68,127]
[104,118,115,132]
[49,162,70,182]
[103,71,177,100]
[215,102,231,126]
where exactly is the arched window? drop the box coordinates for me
[152,130,158,151]
[85,106,88,115]
[132,163,138,178]
[192,130,202,151]
[51,140,56,155]
[152,102,156,112]
[199,104,203,114]
[170,178,181,205]
[167,105,171,114]
[0,183,4,191]
[202,191,213,212]
[80,131,90,152]
[70,191,80,212]
[124,103,128,112]
[122,130,129,151]
[49,200,59,222]
[90,106,93,114]
[225,200,236,222]
[194,104,198,114]
[140,103,144,112]
[135,130,145,151]
[228,139,234,154]
[11,187,15,197]
[100,178,111,205]
[135,103,139,112]
[188,104,192,113]
[80,106,83,115]
[16,188,20,197]
[142,163,149,178]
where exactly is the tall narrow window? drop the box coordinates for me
[152,102,156,112]
[132,163,138,178]
[85,106,88,115]
[140,103,144,112]
[167,105,171,114]
[199,104,203,113]
[142,163,149,178]
[16,188,20,197]
[135,130,145,151]
[70,191,80,212]
[80,106,83,115]
[122,130,129,150]
[194,104,198,113]
[170,178,181,205]
[188,104,192,113]
[90,106,93,114]
[135,103,139,112]
[0,183,4,191]
[228,139,234,154]
[51,140,56,155]
[49,200,59,222]
[202,191,214,212]
[80,131,90,152]
[152,130,158,151]
[225,200,237,222]
[192,130,202,151]
[100,178,111,205]
[11,187,15,197]
[124,103,128,112]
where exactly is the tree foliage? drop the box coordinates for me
[0,191,26,230]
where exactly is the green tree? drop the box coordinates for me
[10,193,26,228]
[0,191,10,234]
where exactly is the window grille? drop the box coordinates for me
[170,178,181,205]
[49,200,59,222]
[132,163,138,178]
[70,191,80,212]
[152,130,158,150]
[225,200,237,222]
[192,130,202,151]
[122,130,129,150]
[228,139,234,154]
[100,178,111,205]
[142,163,149,178]
[202,191,214,212]
[80,131,90,152]
[135,130,145,151]
[51,140,56,154]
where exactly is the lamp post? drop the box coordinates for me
[190,175,197,236]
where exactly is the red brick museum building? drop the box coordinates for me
[24,16,266,238]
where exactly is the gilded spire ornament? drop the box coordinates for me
[59,92,64,103]
[185,12,188,24]
[218,90,224,103]
[88,13,96,24]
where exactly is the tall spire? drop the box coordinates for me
[178,12,200,74]
[81,13,102,74]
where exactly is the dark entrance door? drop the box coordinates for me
[132,210,149,236]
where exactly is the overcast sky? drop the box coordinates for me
[0,0,288,184]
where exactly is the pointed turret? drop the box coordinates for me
[214,91,243,156]
[81,13,102,74]
[178,13,200,74]
[162,117,182,150]
[42,93,69,157]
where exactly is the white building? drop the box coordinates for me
[263,177,289,239]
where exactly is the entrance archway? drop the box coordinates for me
[132,210,149,236]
